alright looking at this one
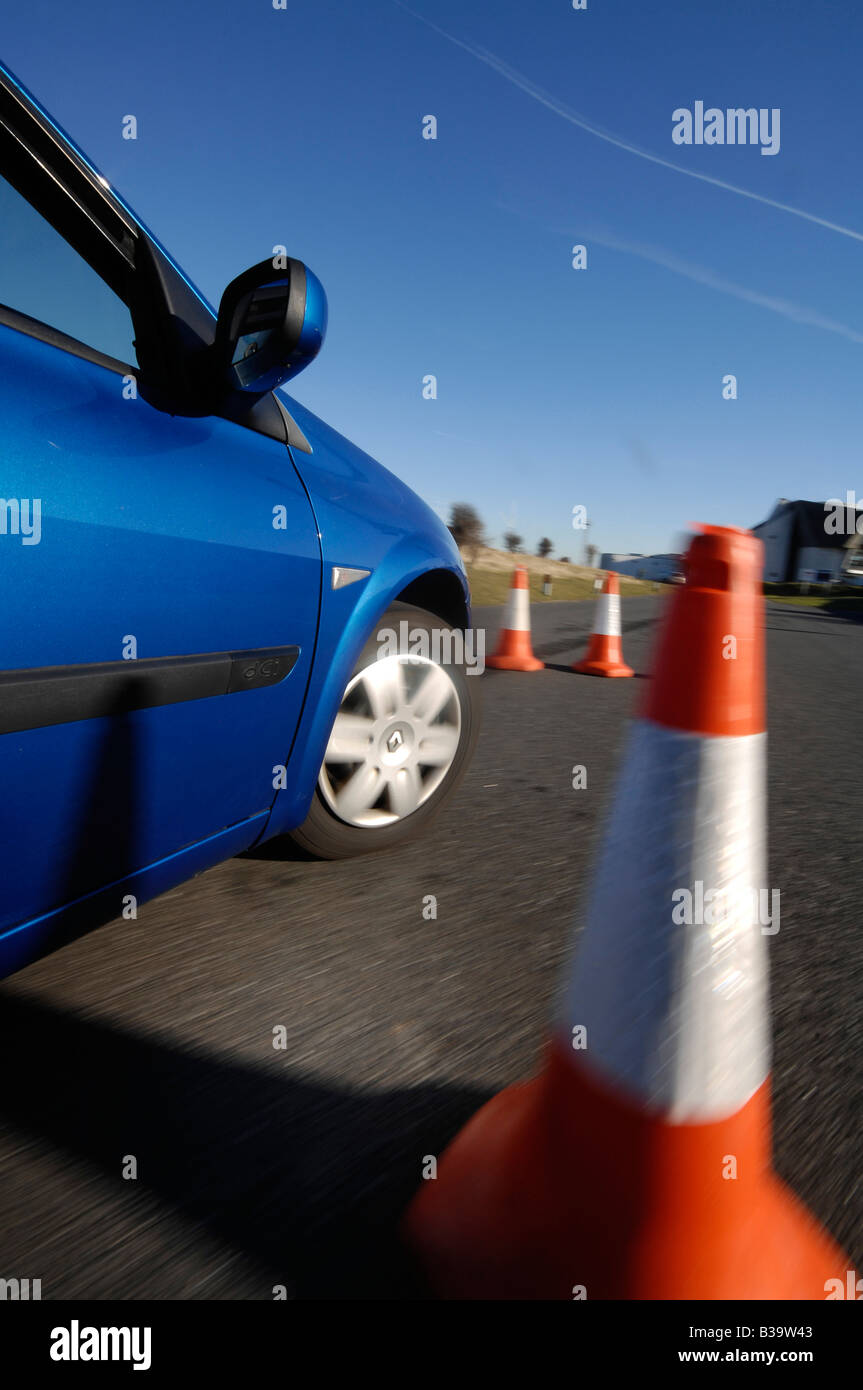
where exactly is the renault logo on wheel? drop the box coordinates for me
[387,729,404,753]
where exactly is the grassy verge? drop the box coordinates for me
[466,567,659,606]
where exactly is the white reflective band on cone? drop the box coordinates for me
[558,720,770,1122]
[594,591,620,636]
[504,585,531,632]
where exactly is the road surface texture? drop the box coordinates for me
[0,596,860,1299]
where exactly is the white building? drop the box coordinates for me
[751,499,863,583]
[599,552,682,581]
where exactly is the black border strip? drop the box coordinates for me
[0,646,299,735]
[0,301,135,375]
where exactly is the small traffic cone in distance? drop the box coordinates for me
[572,570,633,677]
[403,524,849,1299]
[486,566,544,671]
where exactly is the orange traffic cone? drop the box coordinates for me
[404,524,849,1299]
[486,566,544,671]
[572,570,633,677]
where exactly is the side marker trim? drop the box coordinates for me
[331,566,370,590]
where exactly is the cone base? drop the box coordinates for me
[572,658,634,678]
[403,1045,848,1300]
[487,654,545,672]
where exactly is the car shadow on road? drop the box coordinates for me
[241,836,317,862]
[537,662,652,679]
[765,601,863,629]
[1,684,147,980]
[0,987,489,1299]
[535,616,659,663]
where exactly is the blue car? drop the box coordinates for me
[0,63,479,981]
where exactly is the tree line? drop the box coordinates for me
[447,502,597,567]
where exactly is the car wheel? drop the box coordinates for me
[288,602,480,858]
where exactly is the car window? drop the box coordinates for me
[0,172,137,366]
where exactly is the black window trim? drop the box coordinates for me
[0,302,136,377]
[0,63,138,247]
[0,76,137,309]
[0,107,136,275]
[0,65,308,448]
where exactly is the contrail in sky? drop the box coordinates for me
[395,2,863,244]
[584,230,863,343]
[496,196,863,343]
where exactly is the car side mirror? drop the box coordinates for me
[213,256,328,397]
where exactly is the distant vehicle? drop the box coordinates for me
[0,62,479,979]
[841,534,863,580]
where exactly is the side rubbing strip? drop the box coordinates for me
[0,646,299,735]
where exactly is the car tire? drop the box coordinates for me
[287,602,480,859]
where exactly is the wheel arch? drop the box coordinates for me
[395,568,470,630]
[260,557,470,842]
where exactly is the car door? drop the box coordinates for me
[0,138,321,934]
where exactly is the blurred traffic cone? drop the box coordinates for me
[572,570,633,677]
[404,525,848,1299]
[486,566,544,671]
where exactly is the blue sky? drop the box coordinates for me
[3,0,860,559]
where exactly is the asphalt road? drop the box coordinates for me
[1,596,860,1299]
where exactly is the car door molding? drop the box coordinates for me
[0,646,300,735]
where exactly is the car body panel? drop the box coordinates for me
[0,322,322,936]
[0,58,472,980]
[0,815,267,980]
[263,391,469,836]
